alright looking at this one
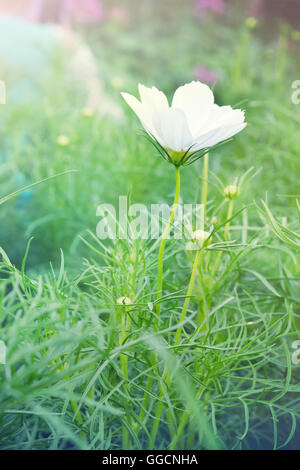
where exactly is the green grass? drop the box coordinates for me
[0,0,299,450]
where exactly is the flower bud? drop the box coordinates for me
[224,185,239,199]
[192,229,211,246]
[82,107,94,117]
[111,76,124,91]
[245,17,258,30]
[117,297,132,306]
[291,30,300,42]
[57,135,70,147]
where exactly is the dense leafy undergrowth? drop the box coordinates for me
[0,186,299,449]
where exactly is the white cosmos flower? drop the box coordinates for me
[121,81,246,165]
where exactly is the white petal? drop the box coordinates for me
[172,81,215,136]
[201,105,245,134]
[192,105,246,150]
[213,122,247,145]
[138,84,169,113]
[121,92,145,122]
[121,91,159,138]
[192,122,247,151]
[152,107,193,152]
[121,85,169,143]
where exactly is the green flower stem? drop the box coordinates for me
[149,248,202,448]
[150,157,209,448]
[70,399,86,441]
[155,166,181,329]
[174,153,209,343]
[71,400,83,425]
[120,308,129,380]
[148,391,164,448]
[212,198,234,277]
[174,248,201,345]
[138,166,181,436]
[140,166,181,444]
[224,199,234,239]
[138,374,153,426]
[168,157,213,449]
[169,384,208,450]
[119,305,131,448]
[198,152,209,329]
[201,153,209,229]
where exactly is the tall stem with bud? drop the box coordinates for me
[138,166,181,435]
[155,166,181,328]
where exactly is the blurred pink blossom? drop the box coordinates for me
[15,0,43,22]
[194,65,218,84]
[20,0,104,25]
[194,0,227,18]
[63,0,104,24]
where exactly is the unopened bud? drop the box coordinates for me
[192,229,211,245]
[224,185,239,199]
[245,17,258,30]
[57,135,70,147]
[117,297,132,306]
[82,107,94,117]
[111,77,124,91]
[291,30,300,42]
